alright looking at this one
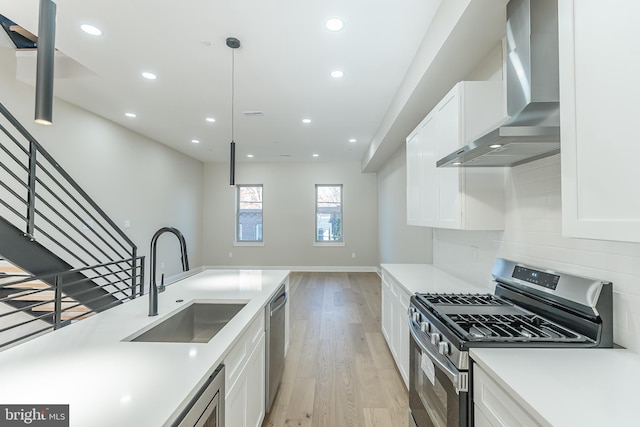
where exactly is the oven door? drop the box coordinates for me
[408,315,468,427]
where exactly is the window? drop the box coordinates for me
[236,185,263,242]
[315,184,343,242]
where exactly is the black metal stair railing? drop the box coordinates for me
[0,257,145,350]
[0,100,145,345]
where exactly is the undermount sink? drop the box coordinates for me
[127,302,247,343]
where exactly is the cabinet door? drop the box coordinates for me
[436,90,463,228]
[225,377,246,427]
[474,405,496,427]
[246,334,266,427]
[396,287,411,390]
[560,0,640,242]
[474,365,543,427]
[391,296,402,368]
[420,115,438,226]
[381,276,393,346]
[406,130,422,225]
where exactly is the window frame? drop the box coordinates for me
[235,184,264,244]
[314,184,344,244]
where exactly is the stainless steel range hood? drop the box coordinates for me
[437,0,560,168]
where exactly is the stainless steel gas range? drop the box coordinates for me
[407,258,613,427]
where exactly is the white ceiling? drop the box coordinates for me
[0,0,441,164]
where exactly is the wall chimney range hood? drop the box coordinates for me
[437,0,560,168]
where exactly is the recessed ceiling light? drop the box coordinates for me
[80,24,102,36]
[125,112,136,118]
[191,139,200,144]
[325,18,345,32]
[141,72,157,80]
[453,162,462,165]
[349,138,357,143]
[302,118,311,124]
[330,70,344,78]
[490,144,502,148]
[205,117,216,123]
[312,154,319,157]
[247,154,254,158]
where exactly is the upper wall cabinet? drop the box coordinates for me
[407,81,506,230]
[559,1,640,243]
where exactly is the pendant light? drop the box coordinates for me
[227,37,240,186]
[34,0,57,125]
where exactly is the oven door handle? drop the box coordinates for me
[408,316,467,393]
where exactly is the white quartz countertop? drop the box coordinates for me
[0,268,289,427]
[380,263,489,294]
[471,347,640,426]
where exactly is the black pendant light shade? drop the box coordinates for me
[34,0,57,125]
[230,141,236,185]
[227,37,240,186]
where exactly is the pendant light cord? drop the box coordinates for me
[231,47,235,142]
[226,36,240,186]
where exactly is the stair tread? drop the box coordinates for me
[62,312,94,321]
[31,302,91,312]
[1,280,50,289]
[8,290,73,301]
[0,266,28,274]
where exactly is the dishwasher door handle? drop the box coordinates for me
[270,292,288,316]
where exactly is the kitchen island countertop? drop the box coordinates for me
[0,268,289,427]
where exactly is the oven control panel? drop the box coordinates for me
[512,265,560,290]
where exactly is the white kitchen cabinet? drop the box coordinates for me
[406,129,422,225]
[381,272,393,344]
[406,81,506,229]
[473,364,543,427]
[225,313,266,427]
[381,270,411,389]
[246,334,266,427]
[559,0,640,243]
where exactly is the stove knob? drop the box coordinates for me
[421,321,431,333]
[438,341,450,355]
[412,312,421,323]
[430,333,441,346]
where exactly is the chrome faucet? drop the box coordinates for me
[149,227,190,316]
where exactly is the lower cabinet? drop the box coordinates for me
[225,314,266,427]
[473,364,542,427]
[381,270,411,389]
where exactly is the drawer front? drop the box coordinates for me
[473,365,542,427]
[226,313,265,391]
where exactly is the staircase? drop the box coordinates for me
[0,259,92,323]
[0,101,145,350]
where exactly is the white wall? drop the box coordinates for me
[0,47,203,282]
[377,144,433,264]
[202,161,378,269]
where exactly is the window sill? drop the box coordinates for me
[313,241,345,247]
[234,241,264,247]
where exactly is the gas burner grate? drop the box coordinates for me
[418,293,507,306]
[448,313,582,341]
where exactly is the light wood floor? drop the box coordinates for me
[262,272,409,427]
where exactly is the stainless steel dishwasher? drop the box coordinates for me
[265,283,287,412]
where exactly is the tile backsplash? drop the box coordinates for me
[433,154,640,352]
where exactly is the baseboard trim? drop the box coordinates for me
[203,265,378,273]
